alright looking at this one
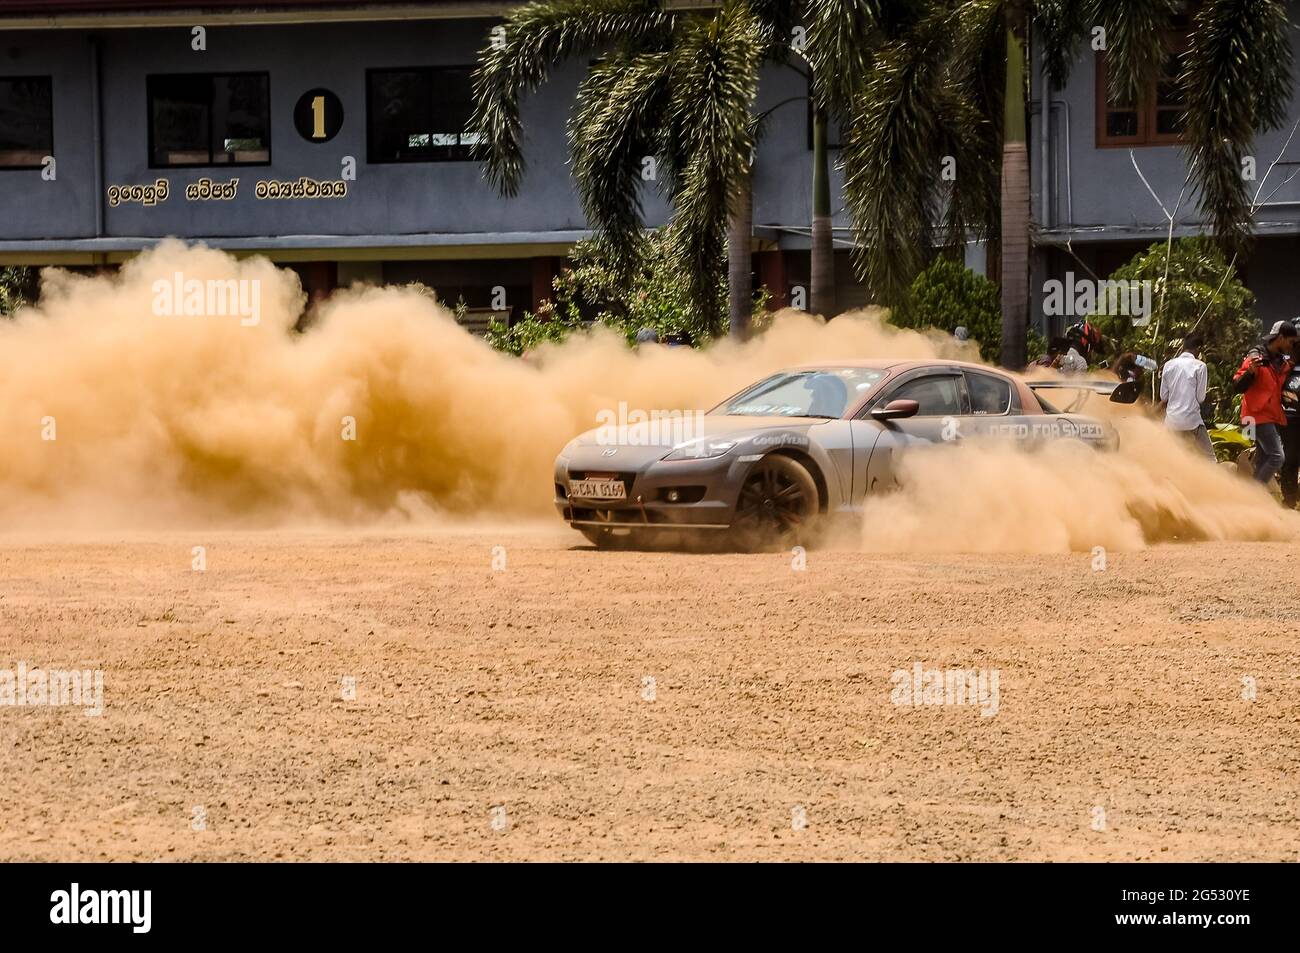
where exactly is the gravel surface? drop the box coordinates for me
[1,525,1296,861]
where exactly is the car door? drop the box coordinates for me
[979,375,1111,448]
[849,368,967,499]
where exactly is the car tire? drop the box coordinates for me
[729,455,821,552]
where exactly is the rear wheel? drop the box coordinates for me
[730,455,820,551]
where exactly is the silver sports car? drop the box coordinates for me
[554,359,1135,549]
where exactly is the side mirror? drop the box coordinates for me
[870,398,920,421]
[1109,380,1140,404]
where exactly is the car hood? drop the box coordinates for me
[566,414,828,451]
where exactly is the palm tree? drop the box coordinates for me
[809,102,835,318]
[817,0,1293,368]
[471,0,765,337]
[473,0,855,339]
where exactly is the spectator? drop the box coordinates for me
[1281,347,1300,508]
[1233,320,1298,487]
[634,327,660,346]
[1034,337,1069,369]
[1158,335,1213,459]
[1061,321,1103,374]
[1059,341,1088,374]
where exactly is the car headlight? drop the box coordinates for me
[662,439,738,462]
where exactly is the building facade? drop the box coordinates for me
[0,0,870,324]
[5,1,1296,333]
[1032,0,1300,330]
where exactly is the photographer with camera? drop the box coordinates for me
[1233,321,1298,488]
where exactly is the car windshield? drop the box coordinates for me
[716,368,885,418]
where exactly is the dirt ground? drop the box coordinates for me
[0,523,1296,861]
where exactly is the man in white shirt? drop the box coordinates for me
[1159,335,1213,459]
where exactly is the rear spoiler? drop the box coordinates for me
[1025,378,1140,411]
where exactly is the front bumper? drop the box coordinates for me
[554,449,755,530]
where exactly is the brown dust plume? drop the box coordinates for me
[0,241,1294,550]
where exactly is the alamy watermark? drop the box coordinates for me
[1043,272,1153,326]
[595,401,705,448]
[1,662,103,716]
[890,662,999,718]
[152,272,261,326]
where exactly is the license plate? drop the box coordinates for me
[568,479,626,501]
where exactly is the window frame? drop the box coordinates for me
[864,369,970,418]
[963,369,1019,417]
[0,74,54,171]
[146,71,272,170]
[1095,29,1190,149]
[365,64,479,164]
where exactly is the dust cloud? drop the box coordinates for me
[0,241,953,529]
[860,420,1297,553]
[0,241,1294,549]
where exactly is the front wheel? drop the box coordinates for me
[729,455,820,551]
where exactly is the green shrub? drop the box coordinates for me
[484,227,770,355]
[1,265,35,316]
[484,300,584,357]
[889,256,1002,361]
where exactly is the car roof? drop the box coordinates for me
[782,358,1011,376]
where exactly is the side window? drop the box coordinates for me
[887,375,963,417]
[965,371,1013,415]
[148,72,271,167]
[0,76,53,169]
[367,66,479,162]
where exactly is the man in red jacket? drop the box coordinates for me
[1234,321,1299,486]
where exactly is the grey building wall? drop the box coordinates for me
[0,16,850,255]
[1032,1,1300,328]
[1,29,98,238]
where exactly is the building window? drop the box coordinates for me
[367,67,479,162]
[0,76,53,169]
[1096,29,1189,147]
[148,72,270,167]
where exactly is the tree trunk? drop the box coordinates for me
[999,27,1029,370]
[810,105,835,318]
[728,168,753,339]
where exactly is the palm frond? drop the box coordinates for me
[471,0,672,196]
[1033,0,1091,89]
[1182,0,1293,251]
[568,51,674,273]
[663,2,763,328]
[745,0,801,62]
[934,88,1000,248]
[839,15,956,301]
[805,0,889,112]
[1094,0,1177,102]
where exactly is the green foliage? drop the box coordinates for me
[1,265,34,316]
[484,308,583,356]
[1090,237,1258,422]
[889,256,1002,361]
[472,0,763,320]
[484,228,770,355]
[836,0,1294,305]
[1026,326,1049,367]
